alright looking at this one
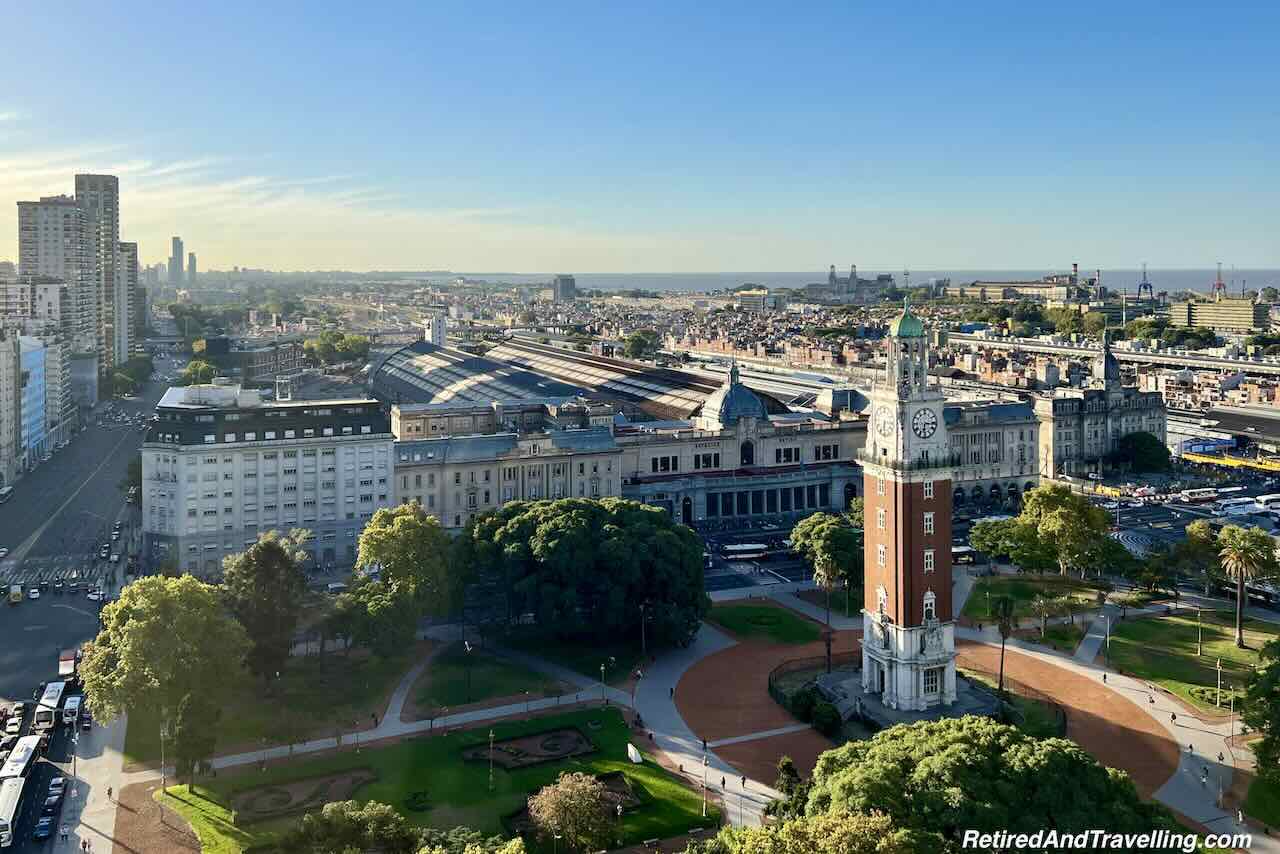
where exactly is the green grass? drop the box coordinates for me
[125,647,417,766]
[1245,775,1280,827]
[157,785,279,854]
[1030,623,1086,653]
[960,670,1063,738]
[1107,610,1280,710]
[166,707,718,853]
[707,602,821,644]
[417,643,562,708]
[962,575,1105,620]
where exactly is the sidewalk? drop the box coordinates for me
[64,710,127,853]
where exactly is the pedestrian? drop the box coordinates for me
[107,786,112,801]
[669,687,674,699]
[1102,673,1107,684]
[721,776,725,789]
[1171,712,1177,723]
[741,775,747,788]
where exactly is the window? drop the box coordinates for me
[876,477,885,496]
[876,507,886,530]
[877,544,886,567]
[923,480,934,500]
[923,512,934,535]
[924,667,941,695]
[924,549,935,572]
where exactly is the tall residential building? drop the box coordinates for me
[0,277,76,443]
[551,274,577,302]
[169,237,185,286]
[859,303,957,711]
[1169,297,1269,335]
[16,195,94,355]
[118,242,139,360]
[19,336,47,469]
[141,383,395,576]
[187,252,197,285]
[0,323,20,487]
[74,174,121,373]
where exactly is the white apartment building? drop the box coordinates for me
[16,195,94,355]
[0,323,20,487]
[117,241,138,361]
[74,174,120,372]
[141,383,395,577]
[0,277,76,443]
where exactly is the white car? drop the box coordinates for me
[0,548,8,558]
[86,591,104,602]
[27,588,39,600]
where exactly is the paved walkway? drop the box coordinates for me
[64,709,127,854]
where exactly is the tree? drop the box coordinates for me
[347,581,419,658]
[282,799,422,854]
[1175,520,1221,594]
[992,595,1015,696]
[80,575,250,727]
[1029,595,1056,638]
[181,359,216,385]
[1263,287,1280,304]
[171,691,220,786]
[968,518,1019,563]
[1245,639,1280,781]
[804,717,1179,847]
[845,497,864,529]
[1019,484,1109,576]
[527,772,614,852]
[790,512,862,651]
[417,827,526,854]
[1110,432,1171,473]
[1218,525,1278,648]
[1082,312,1108,336]
[624,330,659,359]
[111,371,138,396]
[694,810,925,854]
[465,498,710,649]
[770,756,807,820]
[222,530,311,680]
[357,503,457,611]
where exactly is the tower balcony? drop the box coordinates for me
[854,448,962,473]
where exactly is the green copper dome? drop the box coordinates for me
[888,300,925,338]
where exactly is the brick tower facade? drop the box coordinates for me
[859,302,957,710]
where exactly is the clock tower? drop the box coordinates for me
[860,301,957,710]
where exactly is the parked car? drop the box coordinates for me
[27,588,39,600]
[32,817,53,841]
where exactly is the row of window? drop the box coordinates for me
[705,483,832,517]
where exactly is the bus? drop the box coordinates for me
[721,543,768,561]
[0,777,25,848]
[57,649,79,682]
[32,682,65,732]
[1179,488,1219,504]
[1256,494,1280,511]
[62,696,81,727]
[1211,497,1258,517]
[0,486,12,505]
[0,736,41,781]
[951,545,977,565]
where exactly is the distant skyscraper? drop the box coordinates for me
[16,195,94,354]
[117,242,138,361]
[74,174,121,372]
[551,274,577,302]
[169,237,185,286]
[187,252,197,285]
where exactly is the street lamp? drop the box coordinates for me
[701,754,708,818]
[464,640,474,703]
[488,729,495,792]
[159,722,169,792]
[639,601,648,661]
[1197,608,1203,657]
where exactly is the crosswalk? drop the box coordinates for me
[0,553,110,586]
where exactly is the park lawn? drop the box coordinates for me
[1245,775,1280,827]
[1107,611,1279,710]
[962,575,1104,621]
[124,645,420,767]
[157,786,281,854]
[707,602,822,644]
[795,587,861,619]
[169,707,718,852]
[1031,623,1086,654]
[504,631,645,686]
[416,642,564,708]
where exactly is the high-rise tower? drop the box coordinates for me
[188,252,197,285]
[859,300,957,710]
[169,237,185,286]
[74,174,120,372]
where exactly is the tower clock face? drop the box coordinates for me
[911,407,938,439]
[875,406,895,436]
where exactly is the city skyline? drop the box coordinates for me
[1,3,1278,272]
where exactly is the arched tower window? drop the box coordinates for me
[923,590,936,622]
[740,439,754,467]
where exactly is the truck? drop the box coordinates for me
[7,585,19,605]
[58,649,79,682]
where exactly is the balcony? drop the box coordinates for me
[854,449,962,473]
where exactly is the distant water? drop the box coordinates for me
[456,269,1280,295]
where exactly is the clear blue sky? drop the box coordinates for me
[2,2,1277,272]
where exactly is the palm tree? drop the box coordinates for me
[1218,525,1277,648]
[812,554,838,674]
[992,595,1016,696]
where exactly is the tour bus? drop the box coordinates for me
[0,486,12,505]
[0,777,25,848]
[1256,494,1280,512]
[1211,497,1259,517]
[1179,488,1219,504]
[62,696,81,727]
[721,543,768,561]
[32,683,65,733]
[0,736,41,781]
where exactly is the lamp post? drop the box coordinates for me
[159,722,168,793]
[1216,658,1223,708]
[464,640,474,703]
[1197,608,1203,656]
[600,662,606,703]
[701,754,708,818]
[488,729,495,791]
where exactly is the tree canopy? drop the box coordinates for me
[80,574,250,723]
[172,691,221,784]
[357,503,458,612]
[1014,484,1111,576]
[790,512,863,595]
[801,716,1178,848]
[464,498,710,648]
[180,359,217,385]
[281,800,423,854]
[527,772,615,853]
[1245,639,1280,783]
[1218,524,1278,647]
[222,530,312,679]
[304,330,371,365]
[1109,432,1171,472]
